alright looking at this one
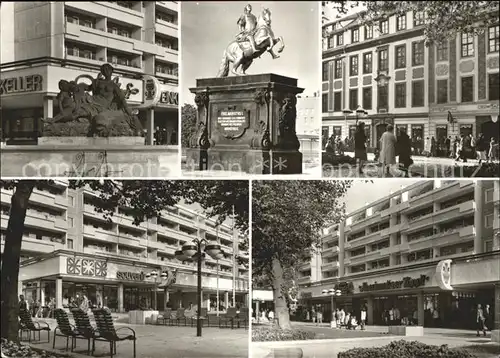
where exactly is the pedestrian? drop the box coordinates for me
[339,308,345,327]
[360,307,367,330]
[316,308,323,326]
[311,307,316,324]
[170,130,178,145]
[489,138,498,162]
[431,136,436,157]
[445,136,451,157]
[389,307,395,325]
[379,125,397,177]
[335,308,340,327]
[476,133,488,165]
[396,127,413,177]
[432,308,439,327]
[19,295,29,312]
[476,304,487,337]
[394,307,401,325]
[354,122,368,174]
[470,134,476,159]
[80,294,89,313]
[268,310,275,323]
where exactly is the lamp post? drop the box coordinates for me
[145,269,167,311]
[322,288,341,328]
[174,239,224,337]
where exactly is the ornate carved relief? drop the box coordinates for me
[436,64,449,76]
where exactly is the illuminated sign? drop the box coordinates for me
[0,75,43,95]
[160,91,178,105]
[359,275,429,292]
[116,271,146,281]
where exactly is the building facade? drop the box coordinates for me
[296,94,321,162]
[0,182,249,313]
[322,8,499,152]
[0,1,179,145]
[297,180,500,330]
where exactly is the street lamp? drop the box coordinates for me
[174,239,224,337]
[145,269,167,311]
[322,287,341,328]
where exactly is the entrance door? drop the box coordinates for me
[411,125,424,154]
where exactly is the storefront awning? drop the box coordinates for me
[252,290,273,301]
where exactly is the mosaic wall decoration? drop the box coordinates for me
[66,256,107,277]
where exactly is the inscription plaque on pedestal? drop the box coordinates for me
[216,108,249,139]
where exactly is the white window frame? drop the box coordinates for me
[485,213,494,228]
[485,188,494,203]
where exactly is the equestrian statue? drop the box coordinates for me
[217,5,284,77]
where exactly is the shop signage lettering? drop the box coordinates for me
[0,75,43,95]
[359,275,429,292]
[116,271,145,281]
[160,91,178,105]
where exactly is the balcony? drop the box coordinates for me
[65,2,144,27]
[321,261,340,270]
[494,216,500,230]
[297,276,311,284]
[115,212,148,231]
[407,225,475,252]
[83,204,108,221]
[157,226,195,244]
[30,191,67,210]
[322,245,339,257]
[432,181,474,202]
[83,225,120,243]
[348,230,383,248]
[156,1,178,13]
[155,18,178,38]
[349,212,381,232]
[24,212,67,232]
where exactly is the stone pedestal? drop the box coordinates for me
[186,74,303,174]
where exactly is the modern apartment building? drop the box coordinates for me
[321,8,500,151]
[0,182,249,313]
[0,1,179,145]
[297,180,500,329]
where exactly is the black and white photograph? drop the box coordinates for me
[0,179,249,358]
[251,179,500,357]
[321,1,500,179]
[0,1,180,178]
[181,1,321,177]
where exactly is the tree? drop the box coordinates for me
[0,180,248,341]
[181,104,197,148]
[323,1,499,46]
[252,180,352,329]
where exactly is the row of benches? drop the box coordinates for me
[157,307,249,329]
[19,308,136,358]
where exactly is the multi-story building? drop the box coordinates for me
[297,180,500,330]
[321,8,499,151]
[0,1,179,145]
[0,182,249,313]
[296,93,321,162]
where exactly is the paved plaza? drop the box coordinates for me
[26,319,248,358]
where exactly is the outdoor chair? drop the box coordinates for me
[234,308,249,329]
[71,308,99,355]
[18,308,51,343]
[207,313,221,327]
[189,308,208,327]
[173,308,187,326]
[92,308,136,358]
[219,307,238,329]
[157,308,172,326]
[53,309,83,352]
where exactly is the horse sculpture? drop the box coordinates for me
[217,8,284,77]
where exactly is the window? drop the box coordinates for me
[395,45,406,68]
[378,49,388,71]
[396,15,406,31]
[334,92,342,112]
[412,80,425,107]
[322,62,329,81]
[363,52,372,73]
[68,195,74,206]
[485,214,494,228]
[485,240,493,252]
[322,93,328,112]
[365,25,373,39]
[412,41,425,66]
[362,87,372,110]
[350,55,358,76]
[334,59,342,79]
[378,85,388,109]
[379,20,388,34]
[489,73,499,101]
[337,33,344,46]
[328,36,335,49]
[395,83,406,108]
[349,89,358,110]
[414,11,424,26]
[489,25,499,52]
[461,77,474,102]
[437,79,448,104]
[68,217,74,228]
[461,33,474,57]
[437,41,449,61]
[352,27,359,43]
[67,239,74,250]
[485,188,494,202]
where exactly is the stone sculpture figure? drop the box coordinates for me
[217,7,285,77]
[43,63,143,137]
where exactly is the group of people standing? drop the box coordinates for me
[153,127,177,145]
[19,295,56,319]
[308,306,367,330]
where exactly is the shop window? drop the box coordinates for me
[461,33,474,57]
[485,214,493,228]
[489,25,499,53]
[461,77,474,102]
[437,79,448,104]
[363,52,372,73]
[365,25,373,39]
[489,73,499,101]
[395,83,406,108]
[362,87,372,110]
[350,55,358,76]
[333,92,342,112]
[395,45,406,68]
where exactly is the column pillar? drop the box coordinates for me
[474,181,484,254]
[39,281,45,306]
[338,222,345,277]
[224,291,229,309]
[146,108,155,145]
[118,283,124,313]
[417,291,425,326]
[55,277,63,309]
[366,296,374,325]
[245,293,249,308]
[256,300,260,323]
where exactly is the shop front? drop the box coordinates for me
[298,256,499,329]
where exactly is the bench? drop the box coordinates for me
[18,308,51,343]
[53,309,81,352]
[93,308,137,358]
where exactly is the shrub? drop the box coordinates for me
[322,153,357,166]
[338,340,477,358]
[1,338,70,358]
[252,327,316,342]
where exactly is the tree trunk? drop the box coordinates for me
[0,181,35,341]
[272,257,291,330]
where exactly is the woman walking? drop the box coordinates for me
[379,125,397,177]
[476,304,487,337]
[354,122,368,174]
[396,127,413,177]
[476,133,487,165]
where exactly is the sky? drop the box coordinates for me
[181,1,320,104]
[342,179,422,214]
[323,1,366,23]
